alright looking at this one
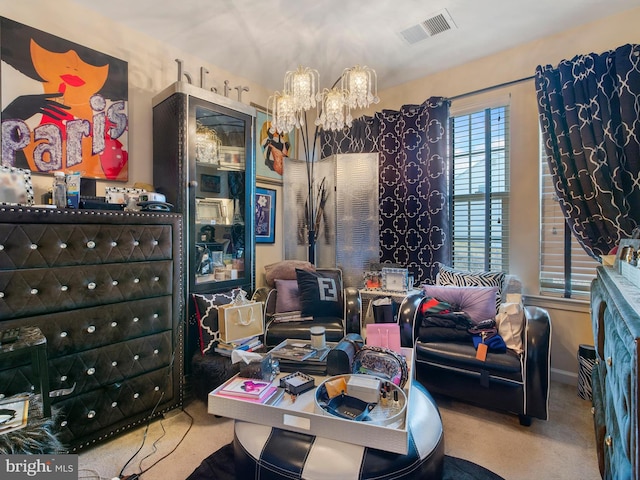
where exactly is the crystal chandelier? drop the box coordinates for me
[267,64,379,134]
[195,121,222,164]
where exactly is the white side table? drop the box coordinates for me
[358,289,422,331]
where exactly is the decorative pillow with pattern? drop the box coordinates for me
[422,284,499,324]
[296,268,343,318]
[192,289,243,354]
[435,262,505,313]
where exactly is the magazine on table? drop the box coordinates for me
[0,394,29,436]
[269,341,319,361]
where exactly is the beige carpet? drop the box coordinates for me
[77,381,599,480]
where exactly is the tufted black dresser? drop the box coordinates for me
[591,265,639,480]
[0,207,184,452]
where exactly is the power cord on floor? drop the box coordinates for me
[114,402,194,479]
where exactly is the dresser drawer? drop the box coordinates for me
[0,261,173,319]
[0,223,173,270]
[54,366,174,450]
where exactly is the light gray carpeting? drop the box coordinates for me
[77,381,599,480]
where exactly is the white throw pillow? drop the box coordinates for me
[496,301,524,354]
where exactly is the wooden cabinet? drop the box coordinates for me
[0,207,183,452]
[591,265,640,479]
[152,82,256,296]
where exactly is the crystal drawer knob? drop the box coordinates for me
[606,357,612,367]
[133,354,139,361]
[133,241,139,246]
[87,326,96,333]
[30,288,38,295]
[86,241,96,249]
[133,317,139,323]
[61,285,68,292]
[111,241,117,247]
[112,280,119,286]
[152,240,158,246]
[61,375,67,382]
[112,361,118,367]
[133,393,139,399]
[111,402,118,408]
[153,276,160,282]
[88,282,96,290]
[60,332,68,338]
[153,349,159,355]
[87,410,96,419]
[134,278,140,283]
[87,368,95,375]
[154,386,160,391]
[111,322,118,327]
[605,435,612,447]
[30,244,38,250]
[153,313,159,319]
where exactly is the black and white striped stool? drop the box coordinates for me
[233,382,444,479]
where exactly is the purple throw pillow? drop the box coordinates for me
[422,284,498,324]
[274,279,302,313]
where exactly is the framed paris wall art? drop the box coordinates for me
[0,17,129,181]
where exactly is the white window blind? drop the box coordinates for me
[450,106,510,272]
[539,144,597,298]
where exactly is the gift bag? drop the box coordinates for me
[219,291,264,343]
[365,323,401,354]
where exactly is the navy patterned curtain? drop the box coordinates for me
[376,99,450,284]
[535,44,640,259]
[320,98,450,284]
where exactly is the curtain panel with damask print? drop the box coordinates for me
[321,97,450,284]
[535,44,640,259]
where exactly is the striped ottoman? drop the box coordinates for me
[233,382,444,480]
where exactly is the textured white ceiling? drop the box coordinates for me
[70,0,640,91]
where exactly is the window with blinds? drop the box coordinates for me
[539,147,597,298]
[450,106,510,273]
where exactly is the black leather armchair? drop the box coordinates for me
[253,268,361,348]
[399,292,551,425]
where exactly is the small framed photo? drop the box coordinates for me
[381,267,409,293]
[200,174,221,193]
[255,187,276,243]
[363,271,383,290]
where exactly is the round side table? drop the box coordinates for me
[233,382,444,480]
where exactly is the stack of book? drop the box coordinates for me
[214,335,263,357]
[215,376,282,404]
[270,340,333,375]
[270,311,313,323]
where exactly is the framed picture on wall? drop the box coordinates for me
[255,187,276,243]
[251,103,296,185]
[0,17,129,181]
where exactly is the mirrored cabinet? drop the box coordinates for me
[152,82,256,295]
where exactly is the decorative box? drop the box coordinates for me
[346,375,381,403]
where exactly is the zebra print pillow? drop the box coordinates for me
[435,263,505,313]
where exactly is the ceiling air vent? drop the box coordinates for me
[399,8,457,45]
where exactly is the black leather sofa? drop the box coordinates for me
[399,292,552,425]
